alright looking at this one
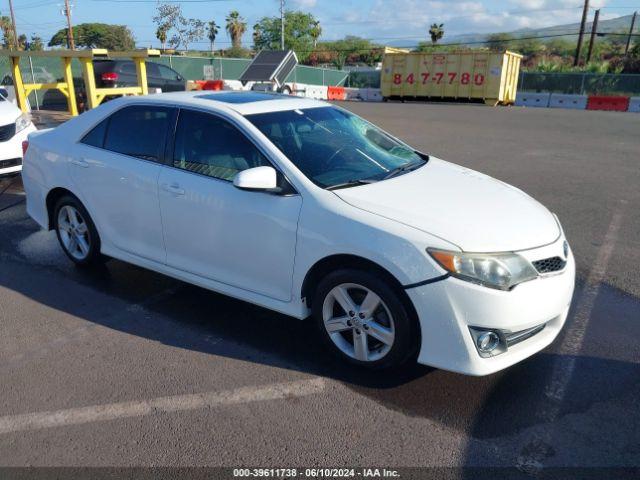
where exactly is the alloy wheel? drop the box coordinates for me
[322,283,395,362]
[57,205,91,261]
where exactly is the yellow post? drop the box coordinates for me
[10,57,28,113]
[62,57,78,116]
[134,58,149,96]
[80,57,100,109]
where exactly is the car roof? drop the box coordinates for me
[125,90,330,116]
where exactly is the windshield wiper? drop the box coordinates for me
[327,178,378,191]
[382,159,426,180]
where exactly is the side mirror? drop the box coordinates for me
[233,166,277,191]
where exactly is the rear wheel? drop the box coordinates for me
[312,269,418,369]
[54,196,102,266]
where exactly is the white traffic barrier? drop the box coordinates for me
[515,92,551,108]
[344,87,364,101]
[305,85,328,100]
[628,97,640,113]
[549,93,588,110]
[363,88,383,102]
[223,79,252,91]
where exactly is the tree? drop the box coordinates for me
[252,11,320,62]
[49,23,135,50]
[226,10,246,49]
[0,16,15,49]
[207,21,219,53]
[184,19,205,51]
[156,24,169,50]
[485,32,515,52]
[316,36,380,68]
[17,34,27,50]
[27,35,44,51]
[428,23,444,44]
[310,20,322,48]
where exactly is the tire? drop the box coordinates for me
[54,195,103,267]
[312,269,418,369]
[279,85,292,95]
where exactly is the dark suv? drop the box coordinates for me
[93,60,186,92]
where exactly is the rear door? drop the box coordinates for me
[145,63,165,92]
[70,104,176,263]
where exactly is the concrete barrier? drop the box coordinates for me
[515,92,551,108]
[363,88,383,102]
[549,93,588,110]
[587,95,630,112]
[628,97,640,113]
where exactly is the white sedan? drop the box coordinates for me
[0,89,36,176]
[22,92,575,375]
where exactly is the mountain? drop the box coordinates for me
[390,14,638,47]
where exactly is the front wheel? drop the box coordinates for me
[54,195,103,266]
[312,269,418,369]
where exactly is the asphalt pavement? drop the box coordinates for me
[0,103,638,474]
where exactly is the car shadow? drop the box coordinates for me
[1,209,639,444]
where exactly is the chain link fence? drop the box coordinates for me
[518,72,640,96]
[0,54,349,109]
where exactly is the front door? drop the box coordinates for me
[158,108,302,301]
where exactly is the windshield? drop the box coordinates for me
[246,107,426,189]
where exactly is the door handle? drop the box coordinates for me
[161,182,185,196]
[70,158,89,168]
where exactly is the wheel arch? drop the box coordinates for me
[301,254,419,322]
[45,187,79,230]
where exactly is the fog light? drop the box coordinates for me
[477,331,500,353]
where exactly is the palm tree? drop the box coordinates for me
[156,24,169,51]
[207,20,219,53]
[0,16,15,49]
[429,23,444,44]
[225,10,246,49]
[310,20,322,48]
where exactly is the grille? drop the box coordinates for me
[0,157,21,169]
[0,123,16,142]
[505,324,546,348]
[532,256,566,274]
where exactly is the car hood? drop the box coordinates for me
[0,100,20,124]
[333,158,560,252]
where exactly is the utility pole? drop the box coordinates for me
[64,0,75,50]
[586,9,600,63]
[280,0,285,50]
[625,11,637,55]
[8,0,18,49]
[574,0,589,66]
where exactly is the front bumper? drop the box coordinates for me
[407,237,575,376]
[0,122,36,176]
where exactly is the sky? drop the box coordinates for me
[10,0,640,49]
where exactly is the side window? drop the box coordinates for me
[173,109,271,181]
[81,118,108,148]
[158,65,179,80]
[104,105,172,162]
[146,63,161,78]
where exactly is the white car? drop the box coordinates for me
[0,90,36,176]
[22,92,575,375]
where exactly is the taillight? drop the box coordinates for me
[101,72,119,82]
[22,140,28,155]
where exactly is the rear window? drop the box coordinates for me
[80,119,108,148]
[103,105,173,161]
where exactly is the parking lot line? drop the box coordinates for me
[0,377,325,435]
[516,203,625,472]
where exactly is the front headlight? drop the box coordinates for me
[15,113,31,133]
[427,248,538,290]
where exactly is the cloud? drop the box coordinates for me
[292,0,318,8]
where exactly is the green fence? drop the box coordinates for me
[0,54,348,109]
[519,72,640,96]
